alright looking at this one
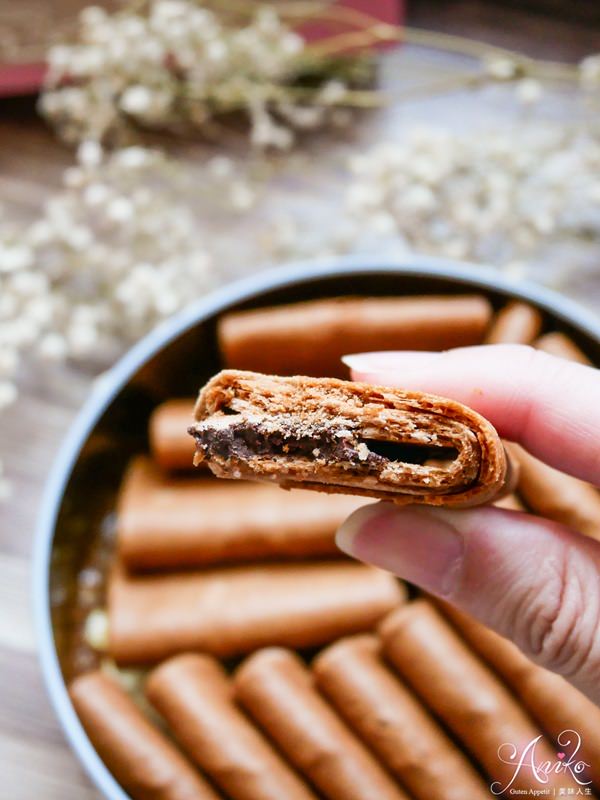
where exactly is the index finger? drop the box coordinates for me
[344,344,600,485]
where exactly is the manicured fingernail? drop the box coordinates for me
[336,505,464,596]
[341,351,437,372]
[342,353,383,370]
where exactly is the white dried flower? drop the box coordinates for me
[318,80,347,105]
[0,478,11,501]
[340,123,600,274]
[153,0,188,22]
[230,182,256,211]
[80,5,107,28]
[39,0,365,148]
[106,197,135,223]
[0,381,17,410]
[0,142,233,496]
[83,608,109,650]
[114,147,154,170]
[120,85,154,115]
[100,658,145,695]
[580,54,600,88]
[83,183,111,207]
[38,333,68,362]
[208,156,234,178]
[0,245,33,272]
[0,349,17,375]
[516,78,542,105]
[484,54,519,80]
[78,140,103,167]
[250,106,294,150]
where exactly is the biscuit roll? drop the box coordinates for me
[439,603,600,789]
[510,443,600,541]
[380,601,574,794]
[146,654,316,800]
[234,648,408,800]
[117,457,363,569]
[191,370,512,507]
[484,301,542,344]
[69,671,218,800]
[535,332,593,365]
[312,635,490,800]
[150,400,196,470]
[109,561,404,664]
[493,492,525,511]
[218,295,492,377]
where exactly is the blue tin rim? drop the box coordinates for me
[32,254,600,800]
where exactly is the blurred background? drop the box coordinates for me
[1,1,600,797]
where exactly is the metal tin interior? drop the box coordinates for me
[33,255,600,800]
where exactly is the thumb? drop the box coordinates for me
[336,503,600,704]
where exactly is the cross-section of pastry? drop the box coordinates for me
[189,370,512,507]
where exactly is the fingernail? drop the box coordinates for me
[341,351,437,372]
[341,353,385,371]
[336,505,464,596]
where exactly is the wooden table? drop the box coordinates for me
[1,2,599,798]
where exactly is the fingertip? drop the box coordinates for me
[341,350,438,375]
[335,501,385,556]
[350,370,389,384]
[340,354,365,371]
[337,504,465,596]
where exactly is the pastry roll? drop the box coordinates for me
[69,671,218,800]
[108,561,404,664]
[146,654,316,800]
[190,370,512,507]
[150,399,196,470]
[535,332,593,365]
[218,295,492,377]
[117,457,364,569]
[313,635,490,800]
[380,601,579,794]
[438,602,600,790]
[493,492,525,511]
[509,443,600,541]
[234,648,408,800]
[484,301,542,344]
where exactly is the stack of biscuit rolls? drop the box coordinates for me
[68,294,600,800]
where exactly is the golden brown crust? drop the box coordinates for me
[108,560,404,664]
[485,301,543,345]
[117,457,364,569]
[508,442,600,541]
[312,635,490,800]
[379,601,576,794]
[69,671,218,800]
[218,295,492,377]
[437,602,600,790]
[146,654,317,800]
[234,648,409,800]
[535,331,593,365]
[149,399,196,470]
[190,370,510,508]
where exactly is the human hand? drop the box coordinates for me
[336,344,600,704]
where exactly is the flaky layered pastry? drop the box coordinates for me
[190,370,511,507]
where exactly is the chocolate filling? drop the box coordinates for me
[191,422,458,469]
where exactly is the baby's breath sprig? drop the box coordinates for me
[39,0,380,149]
[39,0,600,150]
[0,141,264,496]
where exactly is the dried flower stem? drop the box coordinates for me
[307,23,579,83]
[267,1,579,83]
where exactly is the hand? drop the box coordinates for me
[336,344,600,704]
